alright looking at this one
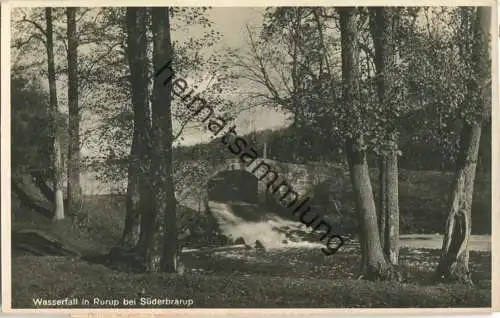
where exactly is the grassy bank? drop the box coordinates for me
[12,246,491,308]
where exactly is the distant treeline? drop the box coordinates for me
[174,114,491,173]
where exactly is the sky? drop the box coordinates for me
[178,7,290,146]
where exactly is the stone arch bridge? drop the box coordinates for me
[180,157,343,213]
[80,157,345,214]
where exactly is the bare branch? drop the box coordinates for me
[11,33,47,50]
[20,16,47,38]
[79,41,123,80]
[245,25,284,103]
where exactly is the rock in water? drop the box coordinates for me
[234,237,246,245]
[255,240,265,251]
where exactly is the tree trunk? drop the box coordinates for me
[369,7,400,264]
[148,7,178,273]
[347,138,398,280]
[45,8,64,221]
[384,143,399,264]
[117,7,151,252]
[435,124,481,285]
[66,7,82,215]
[339,7,398,281]
[120,135,141,250]
[378,157,387,249]
[435,7,490,285]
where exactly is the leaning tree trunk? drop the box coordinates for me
[118,7,151,252]
[11,180,53,219]
[435,124,482,285]
[369,7,399,265]
[435,6,490,285]
[147,7,178,273]
[339,7,399,281]
[45,8,65,221]
[66,7,82,215]
[31,171,55,202]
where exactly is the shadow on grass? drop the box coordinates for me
[400,236,433,241]
[81,244,491,291]
[12,246,492,308]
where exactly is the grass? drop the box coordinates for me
[12,246,491,308]
[10,167,492,308]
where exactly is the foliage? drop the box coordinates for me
[230,7,491,166]
[11,74,69,174]
[396,8,490,162]
[80,7,238,196]
[11,6,491,194]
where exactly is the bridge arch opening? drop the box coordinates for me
[207,170,259,204]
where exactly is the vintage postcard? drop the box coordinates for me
[1,0,498,315]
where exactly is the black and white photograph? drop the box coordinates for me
[4,2,495,311]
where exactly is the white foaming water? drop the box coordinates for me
[207,201,323,250]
